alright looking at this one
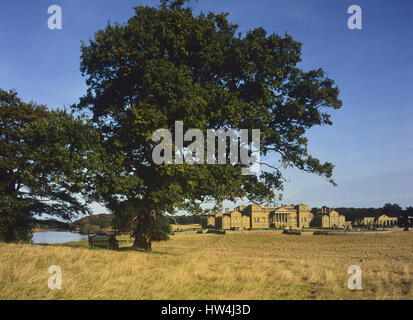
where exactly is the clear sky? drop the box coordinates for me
[1,0,412,211]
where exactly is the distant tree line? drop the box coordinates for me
[172,215,203,225]
[311,203,413,222]
[34,218,74,232]
[74,214,114,234]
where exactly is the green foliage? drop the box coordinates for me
[74,1,342,249]
[173,215,202,225]
[75,214,114,229]
[75,214,114,234]
[79,223,101,234]
[34,218,74,231]
[323,203,406,221]
[0,88,100,242]
[382,203,402,217]
[0,209,34,242]
[151,215,172,241]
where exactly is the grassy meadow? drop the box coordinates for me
[0,229,412,299]
[171,223,202,231]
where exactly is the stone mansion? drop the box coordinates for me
[201,204,347,230]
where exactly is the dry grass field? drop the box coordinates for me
[170,223,202,231]
[0,230,412,300]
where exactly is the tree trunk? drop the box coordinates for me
[132,208,156,251]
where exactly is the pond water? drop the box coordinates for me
[32,231,88,244]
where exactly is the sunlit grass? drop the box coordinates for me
[171,223,202,231]
[0,230,412,299]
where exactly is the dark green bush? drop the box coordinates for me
[0,209,34,243]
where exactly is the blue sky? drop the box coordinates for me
[1,0,412,211]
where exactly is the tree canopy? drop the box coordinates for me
[75,0,342,250]
[0,89,99,242]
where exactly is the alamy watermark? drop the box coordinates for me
[151,121,260,175]
[47,5,62,30]
[45,4,362,31]
[347,5,362,30]
[45,5,362,31]
[48,265,62,290]
[347,265,362,290]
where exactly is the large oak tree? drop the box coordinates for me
[76,0,342,250]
